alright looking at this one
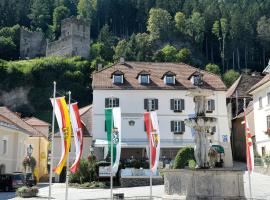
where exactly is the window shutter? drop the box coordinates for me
[170,99,174,110]
[212,126,216,133]
[105,98,109,108]
[171,121,174,132]
[144,99,148,110]
[116,98,119,107]
[181,99,185,111]
[155,99,158,110]
[181,121,185,132]
[211,100,215,111]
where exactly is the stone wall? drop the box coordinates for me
[0,87,31,110]
[46,17,90,59]
[20,28,46,59]
[120,176,163,187]
[163,169,246,200]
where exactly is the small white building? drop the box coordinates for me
[92,61,232,167]
[249,74,270,156]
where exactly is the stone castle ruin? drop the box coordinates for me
[19,17,90,59]
[20,28,46,59]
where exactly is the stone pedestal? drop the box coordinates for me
[163,169,246,200]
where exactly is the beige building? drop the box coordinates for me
[52,105,92,182]
[0,121,29,174]
[0,107,49,179]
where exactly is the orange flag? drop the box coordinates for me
[51,97,72,175]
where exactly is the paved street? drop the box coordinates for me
[1,172,270,200]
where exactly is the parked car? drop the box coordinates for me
[13,172,37,187]
[0,173,24,192]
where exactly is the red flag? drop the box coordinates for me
[69,103,83,173]
[244,111,254,172]
[144,111,160,174]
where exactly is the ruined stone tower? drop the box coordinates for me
[46,17,90,59]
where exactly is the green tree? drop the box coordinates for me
[212,18,228,72]
[205,63,220,75]
[223,69,240,87]
[77,0,96,23]
[186,12,205,47]
[113,39,133,61]
[0,37,16,60]
[53,6,70,39]
[161,44,177,62]
[176,48,191,63]
[28,0,53,32]
[147,8,172,40]
[97,24,117,61]
[257,16,270,68]
[175,12,186,34]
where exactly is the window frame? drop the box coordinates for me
[259,97,263,109]
[144,98,158,111]
[267,115,270,130]
[140,74,149,84]
[206,99,215,112]
[113,74,123,84]
[171,120,185,134]
[105,97,119,108]
[165,75,175,85]
[2,139,7,155]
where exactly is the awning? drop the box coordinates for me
[94,138,195,148]
[211,145,224,153]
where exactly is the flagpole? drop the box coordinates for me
[65,91,71,200]
[110,109,113,200]
[244,98,252,199]
[148,100,152,200]
[49,81,56,200]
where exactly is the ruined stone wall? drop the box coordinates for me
[46,17,90,59]
[20,28,46,59]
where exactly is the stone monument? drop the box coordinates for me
[185,89,216,168]
[163,87,245,200]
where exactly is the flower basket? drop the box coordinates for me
[16,186,39,198]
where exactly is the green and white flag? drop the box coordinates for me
[105,107,121,173]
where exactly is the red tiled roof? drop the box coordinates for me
[0,107,46,137]
[248,73,270,94]
[92,62,226,90]
[24,117,50,126]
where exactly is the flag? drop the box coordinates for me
[144,111,160,174]
[69,103,83,174]
[50,97,72,175]
[105,107,121,174]
[244,111,254,172]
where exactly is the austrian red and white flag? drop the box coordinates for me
[69,103,83,173]
[244,111,254,172]
[144,111,160,174]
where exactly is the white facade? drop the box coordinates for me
[93,89,232,166]
[0,123,29,173]
[250,81,270,156]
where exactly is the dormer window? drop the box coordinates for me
[111,70,124,84]
[162,71,176,85]
[189,71,203,86]
[137,70,150,85]
[140,75,150,84]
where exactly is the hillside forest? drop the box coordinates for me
[0,0,270,120]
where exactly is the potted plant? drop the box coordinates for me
[16,186,39,198]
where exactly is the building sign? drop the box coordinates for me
[222,135,228,143]
[99,166,115,177]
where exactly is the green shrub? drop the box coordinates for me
[174,147,195,169]
[16,186,39,197]
[188,159,196,169]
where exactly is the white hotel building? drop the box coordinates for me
[92,61,232,166]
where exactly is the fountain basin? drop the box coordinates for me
[185,117,217,132]
[163,168,246,200]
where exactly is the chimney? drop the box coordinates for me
[120,57,125,64]
[97,63,102,71]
